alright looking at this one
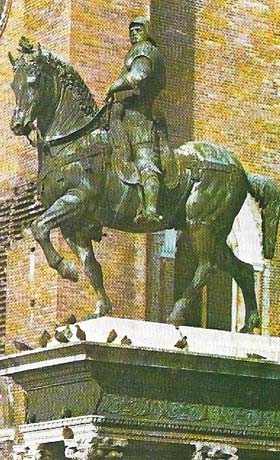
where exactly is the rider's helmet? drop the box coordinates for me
[129,17,156,45]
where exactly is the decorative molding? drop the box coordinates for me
[20,415,105,445]
[97,394,280,438]
[15,414,280,454]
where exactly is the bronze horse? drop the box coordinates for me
[9,42,280,332]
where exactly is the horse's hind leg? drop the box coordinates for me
[31,192,84,281]
[62,230,112,317]
[168,225,215,326]
[217,244,260,333]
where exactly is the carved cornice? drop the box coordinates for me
[1,342,279,383]
[101,413,280,441]
[20,415,105,433]
[19,414,280,451]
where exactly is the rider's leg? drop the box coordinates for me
[141,169,161,221]
[134,144,162,223]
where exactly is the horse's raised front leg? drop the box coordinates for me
[63,230,112,317]
[31,192,83,281]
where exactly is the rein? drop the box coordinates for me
[44,103,110,148]
[26,102,110,150]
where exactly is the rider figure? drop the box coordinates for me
[105,17,166,223]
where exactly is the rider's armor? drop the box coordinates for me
[109,18,167,223]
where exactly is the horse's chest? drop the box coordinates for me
[38,155,99,208]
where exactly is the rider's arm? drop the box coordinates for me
[106,56,152,99]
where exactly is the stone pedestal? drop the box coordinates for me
[0,318,279,460]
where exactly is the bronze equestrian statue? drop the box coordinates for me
[9,34,280,333]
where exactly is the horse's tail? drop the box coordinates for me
[247,173,280,259]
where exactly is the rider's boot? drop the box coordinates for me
[134,171,162,223]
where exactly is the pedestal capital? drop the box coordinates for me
[64,436,128,460]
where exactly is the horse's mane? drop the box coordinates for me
[17,48,98,117]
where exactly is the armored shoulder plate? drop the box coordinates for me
[125,41,162,70]
[125,41,166,93]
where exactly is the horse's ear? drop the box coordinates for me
[8,51,16,68]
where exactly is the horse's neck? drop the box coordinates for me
[37,73,60,137]
[44,77,95,142]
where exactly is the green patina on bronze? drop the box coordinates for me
[9,32,280,332]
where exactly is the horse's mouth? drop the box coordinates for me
[11,121,34,136]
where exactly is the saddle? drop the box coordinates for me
[108,119,180,190]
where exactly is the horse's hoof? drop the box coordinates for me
[96,299,112,316]
[58,260,79,282]
[240,311,261,334]
[86,312,100,320]
[86,299,112,320]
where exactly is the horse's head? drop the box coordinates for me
[10,37,98,142]
[9,39,45,136]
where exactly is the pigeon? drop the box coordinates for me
[38,330,51,348]
[246,353,267,360]
[120,335,132,346]
[61,407,72,419]
[54,330,69,344]
[75,324,86,341]
[107,329,117,343]
[62,426,74,439]
[174,336,188,350]
[65,314,77,325]
[13,340,33,352]
[64,324,73,339]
